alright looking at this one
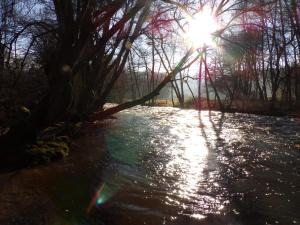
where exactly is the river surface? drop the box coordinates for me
[0,106,300,225]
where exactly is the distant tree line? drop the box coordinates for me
[199,0,300,111]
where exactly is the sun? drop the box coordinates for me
[184,7,218,48]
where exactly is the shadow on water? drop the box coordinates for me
[0,107,299,225]
[198,111,300,225]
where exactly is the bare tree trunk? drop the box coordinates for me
[198,52,203,110]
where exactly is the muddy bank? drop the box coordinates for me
[0,122,109,225]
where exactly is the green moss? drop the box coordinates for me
[25,121,83,165]
[40,122,82,140]
[20,106,31,115]
[26,137,69,165]
[55,135,70,143]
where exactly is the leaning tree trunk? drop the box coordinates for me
[88,49,196,120]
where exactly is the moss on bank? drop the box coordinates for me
[25,122,82,165]
[26,137,70,164]
[0,118,83,171]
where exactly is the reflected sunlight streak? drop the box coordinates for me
[164,112,210,218]
[160,111,230,219]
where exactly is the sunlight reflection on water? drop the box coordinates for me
[84,106,300,225]
[137,109,231,219]
[165,112,209,209]
[1,106,299,225]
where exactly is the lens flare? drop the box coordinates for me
[86,183,112,214]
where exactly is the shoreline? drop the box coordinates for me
[1,104,299,173]
[143,100,300,118]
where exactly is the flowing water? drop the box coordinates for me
[0,107,300,225]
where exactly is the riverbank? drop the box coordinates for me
[0,120,83,173]
[0,107,118,173]
[149,99,300,118]
[1,98,299,173]
[0,121,108,225]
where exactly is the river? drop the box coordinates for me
[0,106,300,225]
